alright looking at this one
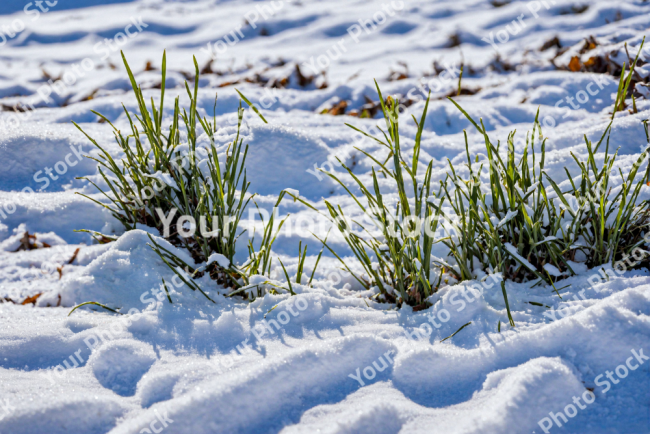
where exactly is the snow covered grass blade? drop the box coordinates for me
[73,51,291,302]
[294,83,444,308]
[612,37,645,118]
[436,98,650,288]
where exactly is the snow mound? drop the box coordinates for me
[0,398,124,434]
[89,340,157,397]
[41,230,222,310]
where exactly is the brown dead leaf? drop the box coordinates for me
[14,232,35,251]
[218,80,240,88]
[294,64,312,87]
[321,100,348,116]
[14,232,52,251]
[68,247,81,265]
[200,60,214,75]
[2,103,31,112]
[540,36,561,51]
[98,235,116,244]
[578,37,598,55]
[388,63,409,81]
[583,57,597,67]
[21,293,42,306]
[42,68,62,82]
[447,32,461,48]
[568,56,582,72]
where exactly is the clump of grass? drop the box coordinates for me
[74,51,300,301]
[72,50,650,311]
[292,82,444,308]
[292,80,650,309]
[432,98,650,287]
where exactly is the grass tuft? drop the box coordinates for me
[291,81,444,307]
[437,97,650,288]
[297,82,650,308]
[73,50,298,305]
[71,51,650,312]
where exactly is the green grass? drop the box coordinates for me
[292,82,650,308]
[74,51,305,302]
[72,49,650,311]
[437,97,650,288]
[612,37,645,118]
[290,81,444,307]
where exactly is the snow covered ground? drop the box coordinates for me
[0,0,649,433]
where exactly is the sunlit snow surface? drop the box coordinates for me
[0,1,649,433]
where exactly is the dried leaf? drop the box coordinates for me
[21,293,42,306]
[321,100,348,116]
[584,57,597,67]
[68,248,81,264]
[14,232,51,251]
[540,36,561,51]
[568,56,582,72]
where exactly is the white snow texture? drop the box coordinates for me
[0,1,649,434]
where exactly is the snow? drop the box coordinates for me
[543,263,564,277]
[496,209,518,229]
[504,242,537,273]
[0,0,649,433]
[206,252,230,269]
